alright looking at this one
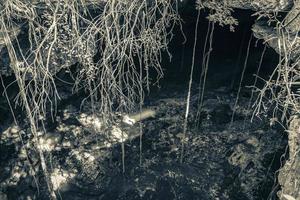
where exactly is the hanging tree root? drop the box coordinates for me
[0,0,179,198]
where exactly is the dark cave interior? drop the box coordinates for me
[162,4,279,91]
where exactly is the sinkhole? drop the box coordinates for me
[0,1,295,200]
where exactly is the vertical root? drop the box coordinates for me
[180,10,200,164]
[230,34,253,127]
[196,22,214,128]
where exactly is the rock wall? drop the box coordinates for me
[277,116,300,200]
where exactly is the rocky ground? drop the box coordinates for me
[0,83,288,200]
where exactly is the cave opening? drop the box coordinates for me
[0,1,296,200]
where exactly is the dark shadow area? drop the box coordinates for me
[162,6,279,91]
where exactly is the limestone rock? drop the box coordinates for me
[283,0,300,34]
[252,21,300,62]
[277,116,300,200]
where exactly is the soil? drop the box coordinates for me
[0,82,287,200]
